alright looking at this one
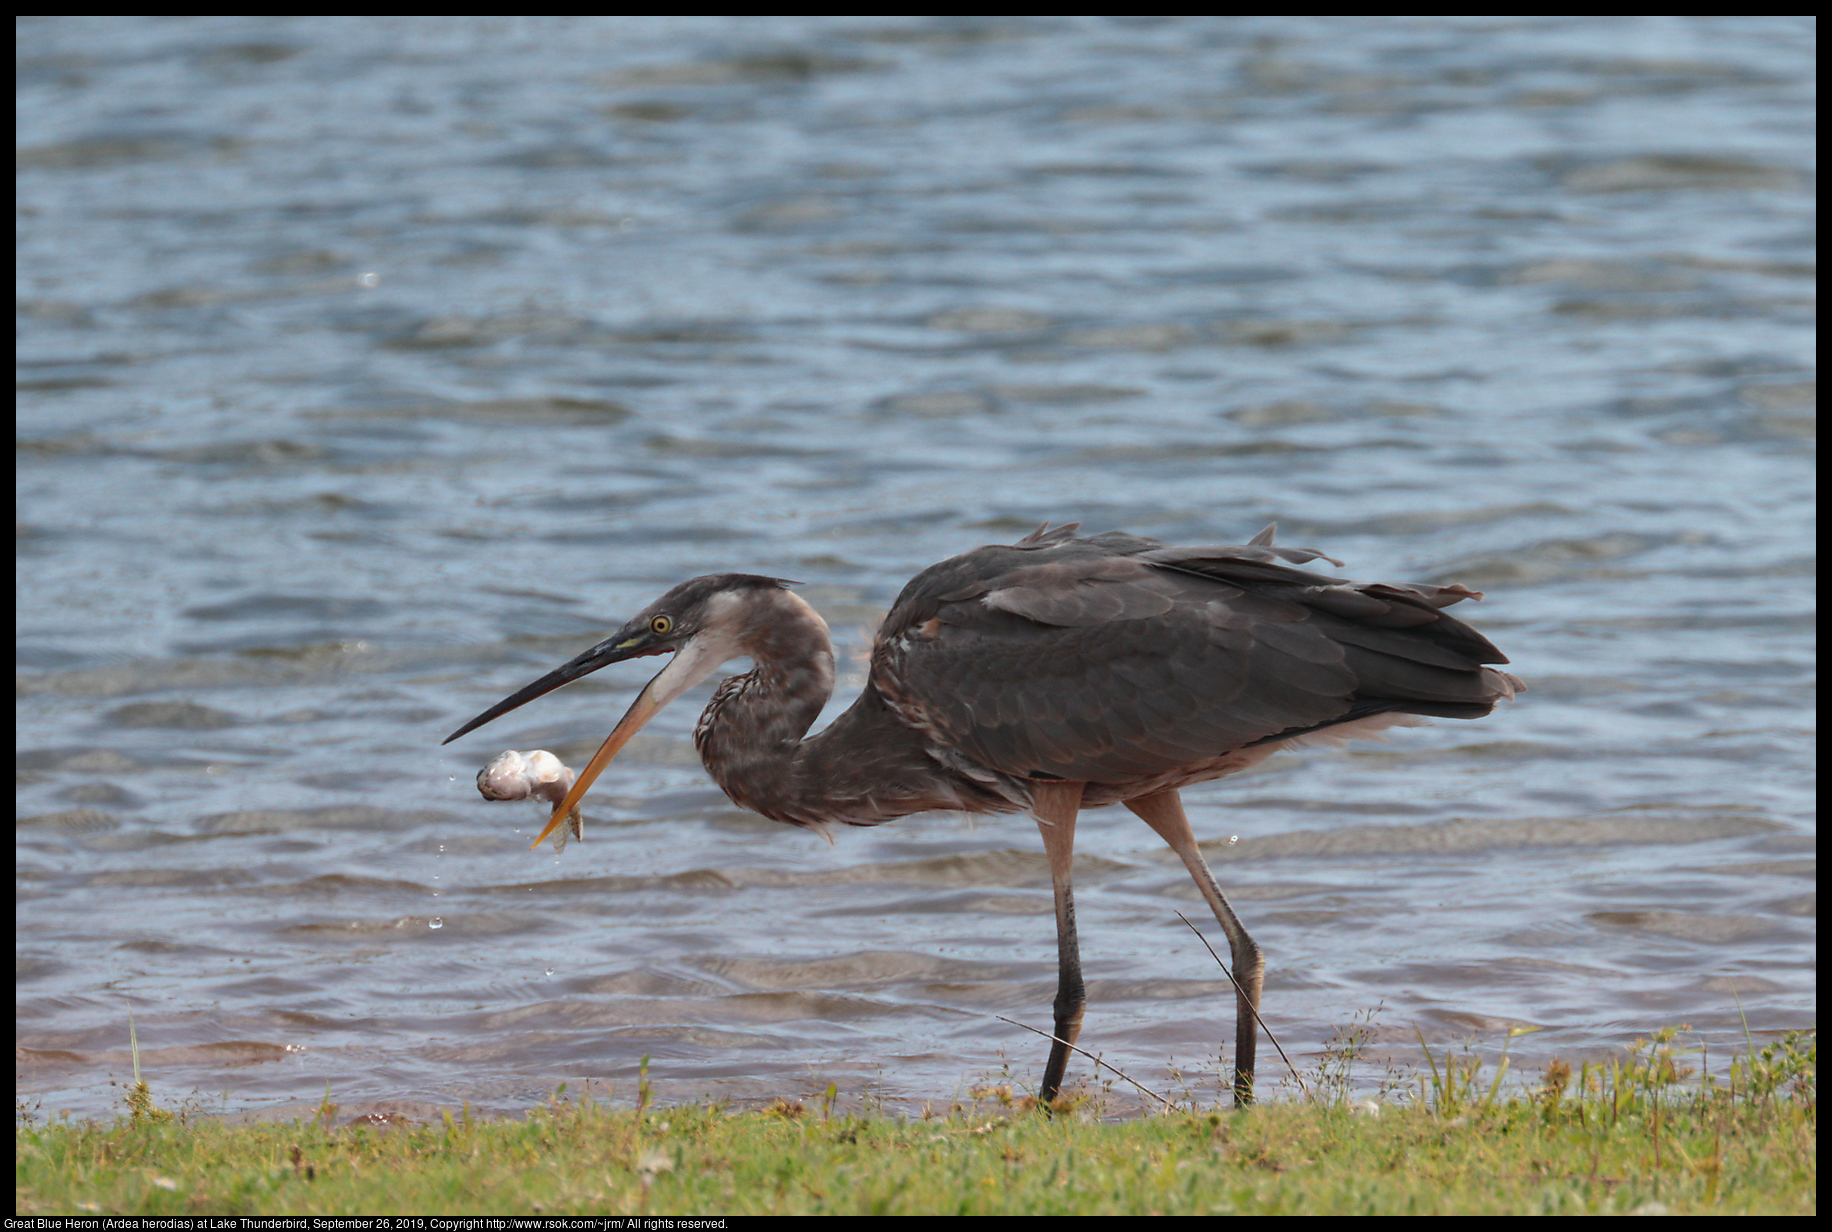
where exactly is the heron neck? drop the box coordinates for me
[693,605,836,825]
[700,652,1019,832]
[693,591,1014,831]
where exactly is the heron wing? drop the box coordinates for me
[871,531,1516,785]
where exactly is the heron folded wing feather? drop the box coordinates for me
[987,580,1178,626]
[1243,613,1357,670]
[1236,645,1358,704]
[1105,652,1178,696]
[933,579,994,605]
[1483,667,1526,700]
[1181,687,1341,750]
[991,713,1045,768]
[1093,690,1152,745]
[1297,585,1398,621]
[1312,597,1509,664]
[869,525,1518,791]
[1321,620,1503,672]
[1365,580,1484,609]
[1294,584,1446,629]
[1202,586,1312,628]
[1013,521,1083,548]
[1335,642,1507,706]
[1142,545,1348,584]
[979,557,1176,627]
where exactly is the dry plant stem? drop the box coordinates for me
[1175,911,1311,1102]
[995,1015,1176,1110]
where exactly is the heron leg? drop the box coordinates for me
[1124,788,1263,1107]
[1031,780,1086,1103]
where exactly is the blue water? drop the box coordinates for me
[17,16,1814,1122]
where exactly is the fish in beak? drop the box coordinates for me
[443,606,741,848]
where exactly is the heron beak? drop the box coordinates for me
[442,624,676,848]
[523,670,669,849]
[445,620,740,851]
[442,626,672,747]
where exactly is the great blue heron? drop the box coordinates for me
[444,523,1521,1105]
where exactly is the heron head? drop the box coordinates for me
[443,573,799,846]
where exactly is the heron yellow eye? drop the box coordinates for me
[650,615,673,635]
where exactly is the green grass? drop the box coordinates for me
[16,1027,1813,1215]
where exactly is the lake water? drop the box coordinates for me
[17,15,1814,1122]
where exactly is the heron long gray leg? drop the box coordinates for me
[1124,789,1263,1106]
[1031,780,1087,1103]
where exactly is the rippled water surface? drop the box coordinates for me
[17,16,1814,1121]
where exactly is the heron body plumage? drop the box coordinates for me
[444,523,1521,1105]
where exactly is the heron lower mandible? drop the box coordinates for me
[444,523,1522,1106]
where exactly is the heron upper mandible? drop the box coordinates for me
[444,523,1522,1106]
